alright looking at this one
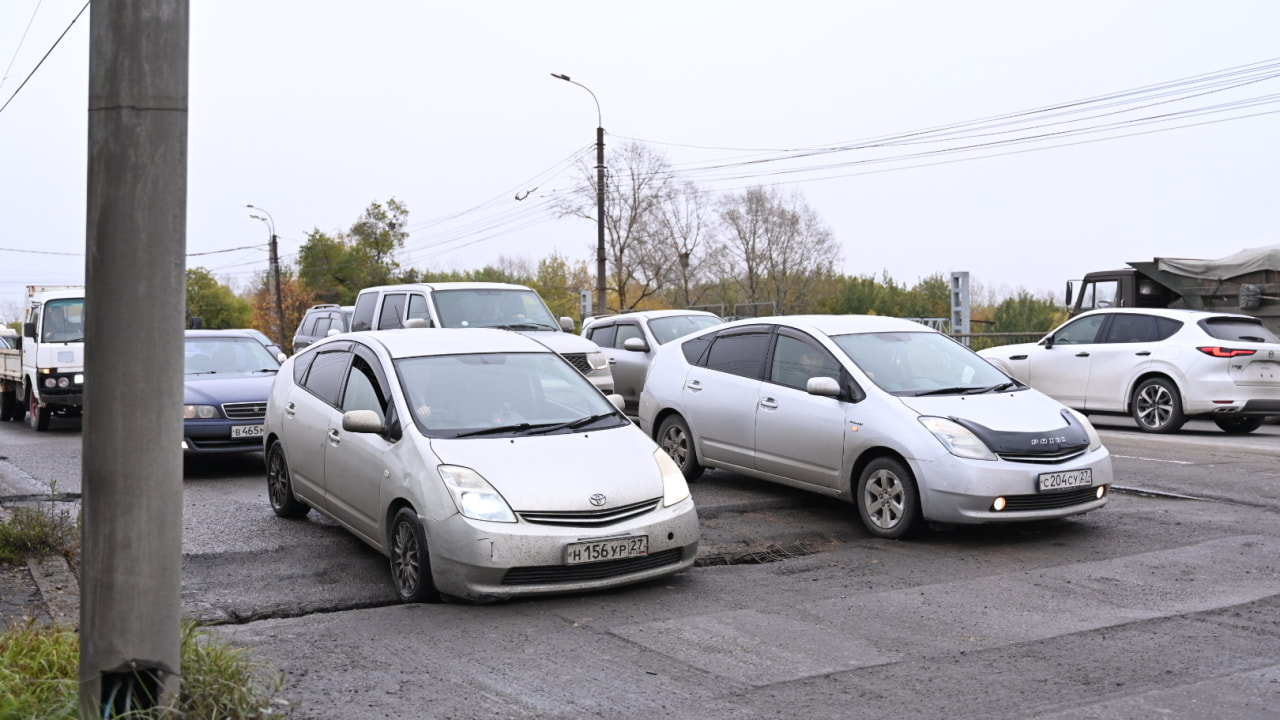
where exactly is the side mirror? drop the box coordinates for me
[558,317,576,333]
[1064,280,1074,308]
[622,337,649,353]
[404,318,430,329]
[1042,335,1055,349]
[606,393,626,412]
[342,409,384,434]
[23,322,35,340]
[806,376,841,397]
[325,327,342,337]
[276,352,287,363]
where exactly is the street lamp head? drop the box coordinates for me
[551,73,570,81]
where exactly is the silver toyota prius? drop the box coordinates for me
[638,315,1113,538]
[263,328,699,603]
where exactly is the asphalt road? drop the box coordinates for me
[1,415,1279,719]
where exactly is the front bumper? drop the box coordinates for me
[912,447,1113,525]
[425,496,699,602]
[183,419,265,454]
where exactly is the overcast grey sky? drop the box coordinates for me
[2,1,1278,317]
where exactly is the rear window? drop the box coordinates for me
[1199,317,1280,343]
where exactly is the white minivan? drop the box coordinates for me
[351,282,613,393]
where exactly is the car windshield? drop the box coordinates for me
[833,331,1015,396]
[431,289,560,330]
[395,352,623,438]
[648,315,723,344]
[184,336,282,375]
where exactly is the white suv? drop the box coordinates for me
[351,282,613,393]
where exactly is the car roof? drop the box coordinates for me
[1075,307,1259,322]
[597,309,722,323]
[711,314,936,335]
[185,329,259,339]
[359,281,532,293]
[312,328,556,360]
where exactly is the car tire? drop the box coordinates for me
[1131,377,1186,433]
[657,414,703,482]
[1213,416,1265,434]
[856,457,921,539]
[389,507,441,603]
[28,390,50,432]
[266,441,310,518]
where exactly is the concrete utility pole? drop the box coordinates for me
[551,73,608,316]
[81,0,188,715]
[248,205,286,349]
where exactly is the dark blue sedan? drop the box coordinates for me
[184,330,281,454]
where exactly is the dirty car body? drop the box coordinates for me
[263,328,698,603]
[639,315,1112,538]
[183,330,281,454]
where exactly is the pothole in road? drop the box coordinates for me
[696,540,826,566]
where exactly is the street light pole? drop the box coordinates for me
[551,73,607,316]
[246,204,286,349]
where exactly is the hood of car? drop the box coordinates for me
[428,427,664,512]
[183,373,277,405]
[897,390,1079,434]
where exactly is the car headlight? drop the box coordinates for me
[654,448,691,507]
[919,416,997,461]
[183,405,220,419]
[438,465,516,523]
[1066,408,1103,452]
[587,351,609,371]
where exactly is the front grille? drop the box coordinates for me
[560,352,591,374]
[997,448,1087,464]
[518,498,661,527]
[222,401,267,420]
[1001,486,1103,512]
[501,548,684,585]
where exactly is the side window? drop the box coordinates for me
[351,293,378,332]
[705,331,770,379]
[292,351,317,384]
[1154,317,1182,341]
[313,317,333,337]
[681,336,711,364]
[615,323,643,347]
[587,324,616,347]
[407,294,431,325]
[299,315,317,336]
[301,349,351,406]
[1053,315,1107,345]
[378,293,407,330]
[770,335,840,390]
[342,357,387,423]
[1079,280,1120,310]
[1103,314,1158,343]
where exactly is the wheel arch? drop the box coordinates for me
[651,407,704,465]
[1124,370,1183,414]
[849,447,927,513]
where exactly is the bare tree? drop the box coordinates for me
[556,140,675,311]
[655,180,721,309]
[717,185,840,314]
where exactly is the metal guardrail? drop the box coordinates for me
[951,332,1046,350]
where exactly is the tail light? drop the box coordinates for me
[1197,347,1256,358]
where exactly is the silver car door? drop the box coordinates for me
[681,328,771,471]
[754,333,846,489]
[608,321,651,407]
[281,344,355,511]
[322,352,392,543]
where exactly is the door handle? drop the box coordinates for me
[327,428,340,445]
[759,397,778,409]
[1075,352,1090,357]
[1010,354,1027,360]
[1135,351,1151,356]
[685,379,702,392]
[284,402,296,417]
[608,358,617,364]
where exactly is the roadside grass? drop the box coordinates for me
[0,619,292,719]
[0,484,79,566]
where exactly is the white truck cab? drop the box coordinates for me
[350,282,614,393]
[0,285,86,430]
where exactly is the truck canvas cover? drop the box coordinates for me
[1156,244,1280,280]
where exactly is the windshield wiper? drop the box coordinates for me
[451,422,564,438]
[495,322,558,331]
[912,382,1022,397]
[526,412,620,435]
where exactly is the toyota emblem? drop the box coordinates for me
[589,493,607,507]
